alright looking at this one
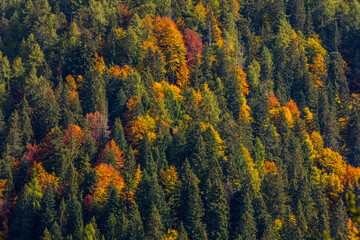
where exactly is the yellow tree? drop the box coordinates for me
[152,16,189,87]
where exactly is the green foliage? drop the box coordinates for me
[0,0,358,239]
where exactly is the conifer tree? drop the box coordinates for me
[66,195,83,240]
[136,170,171,230]
[44,126,68,177]
[177,222,189,240]
[81,67,106,114]
[204,175,229,240]
[289,0,306,31]
[126,202,145,240]
[346,110,360,166]
[104,213,117,240]
[10,185,38,240]
[39,184,56,236]
[19,97,33,146]
[6,110,23,158]
[253,195,275,240]
[330,199,348,240]
[234,193,257,240]
[146,205,165,240]
[50,222,63,240]
[179,161,207,240]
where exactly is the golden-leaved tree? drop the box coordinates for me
[152,16,189,88]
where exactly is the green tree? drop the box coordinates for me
[146,205,165,240]
[179,161,207,240]
[39,184,56,236]
[50,222,63,240]
[204,174,229,240]
[19,97,33,146]
[81,67,106,114]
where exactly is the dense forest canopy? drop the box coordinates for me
[0,0,360,239]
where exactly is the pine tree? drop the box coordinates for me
[327,51,350,118]
[50,222,63,240]
[6,110,23,158]
[136,170,171,230]
[81,67,106,114]
[346,110,360,167]
[330,199,348,239]
[138,135,156,175]
[28,75,60,140]
[146,205,165,240]
[0,109,6,152]
[126,202,145,240]
[261,169,287,220]
[314,181,330,239]
[289,0,306,31]
[179,161,207,240]
[204,176,229,240]
[189,55,204,89]
[19,97,33,146]
[234,193,257,240]
[66,195,83,240]
[10,185,38,240]
[44,126,68,177]
[104,214,117,240]
[253,195,275,240]
[39,184,56,236]
[318,89,340,152]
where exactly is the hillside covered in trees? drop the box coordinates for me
[0,0,360,239]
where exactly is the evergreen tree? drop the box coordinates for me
[44,126,68,177]
[330,199,348,240]
[253,195,275,240]
[146,205,165,240]
[179,161,207,240]
[39,184,56,236]
[136,170,171,230]
[233,193,257,240]
[177,222,189,240]
[65,195,83,240]
[6,110,23,158]
[204,176,229,240]
[289,0,306,31]
[50,222,63,240]
[126,202,145,240]
[19,97,33,146]
[81,67,106,114]
[104,214,117,240]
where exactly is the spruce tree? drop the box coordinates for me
[253,195,275,240]
[50,222,63,240]
[234,193,257,240]
[136,170,171,230]
[19,97,33,146]
[204,176,229,240]
[179,161,207,240]
[330,199,348,240]
[104,213,117,240]
[126,202,145,240]
[66,195,83,240]
[146,205,165,240]
[39,184,56,236]
[6,110,23,158]
[81,67,106,114]
[177,222,189,240]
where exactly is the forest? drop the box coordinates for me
[0,0,360,239]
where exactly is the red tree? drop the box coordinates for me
[183,28,203,67]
